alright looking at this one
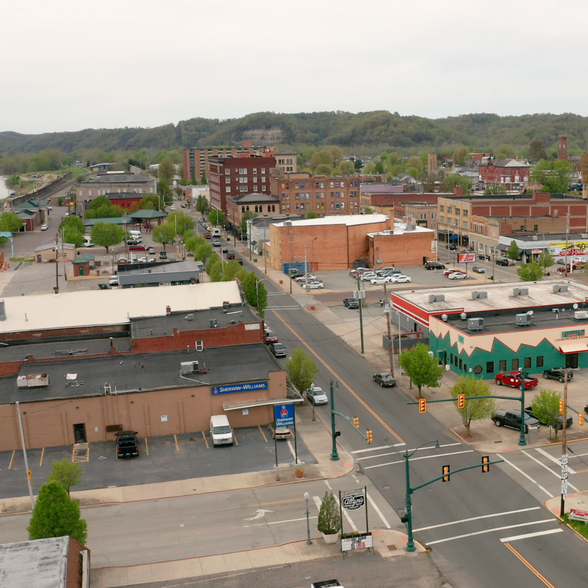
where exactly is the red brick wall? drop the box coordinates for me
[66,538,89,588]
[369,231,433,267]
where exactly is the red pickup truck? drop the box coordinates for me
[495,371,538,389]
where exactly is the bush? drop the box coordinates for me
[317,492,341,535]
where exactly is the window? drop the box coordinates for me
[253,168,257,174]
[463,210,468,217]
[499,360,507,372]
[440,216,445,224]
[225,169,231,175]
[524,357,532,369]
[195,340,204,351]
[463,221,468,230]
[261,168,266,174]
[455,209,461,216]
[534,225,538,231]
[486,361,494,374]
[536,356,544,367]
[512,358,519,370]
[447,207,452,214]
[439,205,444,212]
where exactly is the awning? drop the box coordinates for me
[559,341,588,354]
[223,397,305,411]
[532,249,544,254]
[449,234,459,241]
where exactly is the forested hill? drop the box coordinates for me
[1,111,587,155]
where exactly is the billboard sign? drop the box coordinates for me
[274,403,294,427]
[458,253,476,263]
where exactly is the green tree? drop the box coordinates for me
[157,179,173,205]
[60,215,85,234]
[364,207,374,214]
[152,224,176,251]
[329,146,344,167]
[208,210,226,227]
[200,169,207,184]
[517,262,544,282]
[529,140,547,160]
[449,376,496,436]
[140,194,160,211]
[167,211,195,235]
[47,458,83,496]
[285,348,319,393]
[91,222,124,253]
[442,174,472,192]
[194,242,213,263]
[306,211,319,219]
[84,196,123,219]
[506,240,520,260]
[406,156,424,176]
[196,195,210,215]
[531,389,562,439]
[27,481,87,544]
[484,184,508,195]
[496,144,517,159]
[158,157,175,183]
[206,253,223,281]
[0,212,24,232]
[537,251,555,272]
[315,163,335,175]
[185,234,205,254]
[221,259,245,282]
[240,272,268,316]
[317,492,341,536]
[63,226,85,248]
[452,146,470,166]
[398,343,444,398]
[530,159,573,193]
[338,160,355,174]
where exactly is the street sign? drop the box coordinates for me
[341,532,373,552]
[342,491,365,511]
[274,404,294,427]
[458,253,476,263]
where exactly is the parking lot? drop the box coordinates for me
[0,426,314,500]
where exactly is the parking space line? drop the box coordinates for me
[39,448,45,467]
[258,425,268,443]
[286,439,297,461]
[8,450,15,469]
[201,431,209,449]
[145,437,149,456]
[233,432,239,446]
[174,434,179,452]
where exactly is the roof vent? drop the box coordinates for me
[513,287,529,297]
[531,235,538,241]
[429,294,445,303]
[467,317,484,331]
[180,361,200,374]
[515,313,532,326]
[553,284,568,294]
[574,311,588,320]
[209,319,218,328]
[472,291,488,300]
[184,314,194,321]
[166,305,171,315]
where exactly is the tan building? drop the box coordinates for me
[226,192,279,238]
[34,242,75,263]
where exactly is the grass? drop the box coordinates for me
[562,513,588,539]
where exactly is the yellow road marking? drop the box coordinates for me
[253,498,305,506]
[272,311,404,443]
[145,437,149,456]
[504,543,557,588]
[39,448,45,467]
[202,431,209,449]
[233,432,239,446]
[8,450,15,469]
[258,424,269,443]
[174,434,179,452]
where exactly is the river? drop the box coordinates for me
[0,176,14,200]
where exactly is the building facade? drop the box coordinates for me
[478,158,531,192]
[226,192,280,237]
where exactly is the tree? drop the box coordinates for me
[449,376,496,436]
[496,144,517,159]
[152,224,176,250]
[537,251,555,272]
[0,212,24,232]
[452,146,470,166]
[442,174,472,192]
[206,253,223,281]
[529,140,547,160]
[140,194,160,211]
[157,179,173,205]
[517,262,544,282]
[398,343,444,398]
[158,157,175,183]
[317,492,341,536]
[531,389,562,439]
[484,184,507,195]
[167,211,194,235]
[196,195,210,215]
[208,210,225,227]
[27,481,87,544]
[221,259,244,282]
[240,272,268,316]
[306,211,319,219]
[194,242,213,263]
[530,159,573,193]
[506,240,520,260]
[47,458,83,496]
[315,163,335,175]
[84,196,123,219]
[338,160,355,174]
[363,207,374,214]
[63,226,85,248]
[285,348,319,393]
[91,222,125,253]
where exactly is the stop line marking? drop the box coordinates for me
[363,449,473,470]
[356,442,460,462]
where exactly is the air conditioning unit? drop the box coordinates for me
[515,313,531,326]
[180,361,199,374]
[209,319,218,328]
[532,235,538,241]
[513,288,529,297]
[429,294,445,303]
[467,317,484,331]
[553,285,569,294]
[471,291,488,300]
[574,311,588,320]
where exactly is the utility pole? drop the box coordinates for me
[16,402,35,510]
[356,276,365,354]
[287,229,295,294]
[384,286,395,377]
[53,233,59,295]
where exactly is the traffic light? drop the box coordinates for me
[442,465,450,482]
[579,412,585,427]
[559,399,565,414]
[482,455,490,473]
[353,417,359,428]
[366,429,373,444]
[419,398,427,413]
[458,394,466,409]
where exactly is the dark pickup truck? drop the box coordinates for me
[115,430,139,458]
[493,409,540,433]
[525,407,573,430]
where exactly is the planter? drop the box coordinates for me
[295,468,304,478]
[322,532,340,544]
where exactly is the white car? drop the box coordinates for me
[295,274,317,283]
[572,257,585,264]
[306,384,329,405]
[302,280,324,290]
[391,274,411,283]
[448,271,467,280]
[370,276,392,285]
[360,272,378,282]
[41,223,48,231]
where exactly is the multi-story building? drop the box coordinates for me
[208,154,276,213]
[478,158,530,192]
[270,171,361,217]
[226,192,279,237]
[395,202,437,228]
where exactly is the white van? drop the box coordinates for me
[129,230,141,239]
[83,235,94,247]
[210,414,233,446]
[211,228,221,238]
[109,275,119,287]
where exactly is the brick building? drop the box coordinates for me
[226,192,279,237]
[106,193,144,210]
[209,154,276,213]
[478,158,530,192]
[361,186,444,215]
[270,171,361,217]
[394,202,437,228]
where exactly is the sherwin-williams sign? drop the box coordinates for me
[212,381,268,395]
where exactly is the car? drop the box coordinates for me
[478,254,490,261]
[495,371,538,389]
[390,274,411,283]
[203,232,212,239]
[425,261,445,270]
[359,272,378,282]
[495,257,510,266]
[159,251,167,259]
[306,384,329,405]
[349,267,369,277]
[212,239,221,247]
[41,223,48,231]
[542,367,574,383]
[169,205,176,211]
[376,266,396,276]
[571,257,585,264]
[373,372,396,387]
[493,409,540,433]
[269,342,287,357]
[443,268,458,276]
[448,244,457,250]
[294,273,317,283]
[226,252,235,260]
[222,246,228,253]
[302,280,324,290]
[524,406,573,430]
[370,276,392,285]
[447,271,467,280]
[129,244,148,251]
[264,323,272,333]
[127,239,140,246]
[264,331,278,344]
[472,265,486,273]
[115,430,139,458]
[267,422,291,440]
[343,297,359,309]
[148,246,155,254]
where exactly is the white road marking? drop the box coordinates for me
[427,519,557,545]
[244,508,273,521]
[287,439,297,460]
[352,443,406,454]
[499,455,554,497]
[333,492,357,532]
[363,449,474,470]
[522,450,579,492]
[243,515,317,528]
[356,442,461,462]
[500,528,563,543]
[535,447,577,474]
[367,492,391,529]
[414,506,541,532]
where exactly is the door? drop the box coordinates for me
[79,267,84,276]
[73,423,87,443]
[565,353,579,369]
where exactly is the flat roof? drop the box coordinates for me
[275,214,389,228]
[0,282,243,335]
[2,343,280,404]
[368,220,434,237]
[0,338,132,362]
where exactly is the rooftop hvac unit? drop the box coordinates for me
[209,319,218,328]
[471,291,488,300]
[515,313,531,326]
[184,314,194,321]
[513,288,529,297]
[574,311,588,320]
[283,220,292,226]
[553,285,569,294]
[467,317,484,331]
[532,235,538,241]
[582,234,588,239]
[429,294,445,303]
[180,361,200,374]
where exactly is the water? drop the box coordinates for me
[0,176,14,200]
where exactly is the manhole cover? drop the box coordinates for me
[387,544,398,551]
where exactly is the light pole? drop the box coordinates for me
[304,491,312,545]
[311,237,318,272]
[330,379,339,461]
[518,367,527,447]
[404,440,440,552]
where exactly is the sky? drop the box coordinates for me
[2,0,587,135]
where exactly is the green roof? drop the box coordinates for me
[130,210,167,219]
[83,217,134,227]
[72,254,95,264]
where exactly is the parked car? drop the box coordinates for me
[264,331,278,344]
[294,273,317,283]
[267,422,291,440]
[349,267,368,277]
[472,265,486,273]
[478,254,490,261]
[447,271,467,280]
[159,251,167,259]
[495,257,510,266]
[443,269,458,276]
[495,371,538,389]
[115,430,139,458]
[373,372,396,387]
[212,239,221,247]
[127,239,140,246]
[203,232,212,239]
[376,266,396,276]
[390,274,411,283]
[129,245,148,251]
[359,272,378,282]
[343,297,359,309]
[524,406,572,430]
[222,246,228,253]
[370,276,392,285]
[226,252,235,260]
[41,223,48,231]
[542,367,574,383]
[269,342,287,357]
[493,409,540,433]
[448,244,457,250]
[425,261,445,270]
[306,384,329,405]
[302,280,324,290]
[148,246,155,254]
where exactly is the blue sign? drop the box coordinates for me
[212,381,268,395]
[274,404,294,427]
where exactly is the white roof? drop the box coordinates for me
[368,220,435,237]
[275,214,389,228]
[0,282,242,335]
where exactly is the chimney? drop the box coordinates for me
[166,305,171,315]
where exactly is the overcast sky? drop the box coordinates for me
[1,0,587,135]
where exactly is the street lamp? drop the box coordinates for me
[330,379,340,461]
[304,491,312,545]
[404,440,440,552]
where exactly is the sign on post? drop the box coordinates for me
[342,490,365,511]
[274,404,294,427]
[458,253,476,263]
[341,532,373,552]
